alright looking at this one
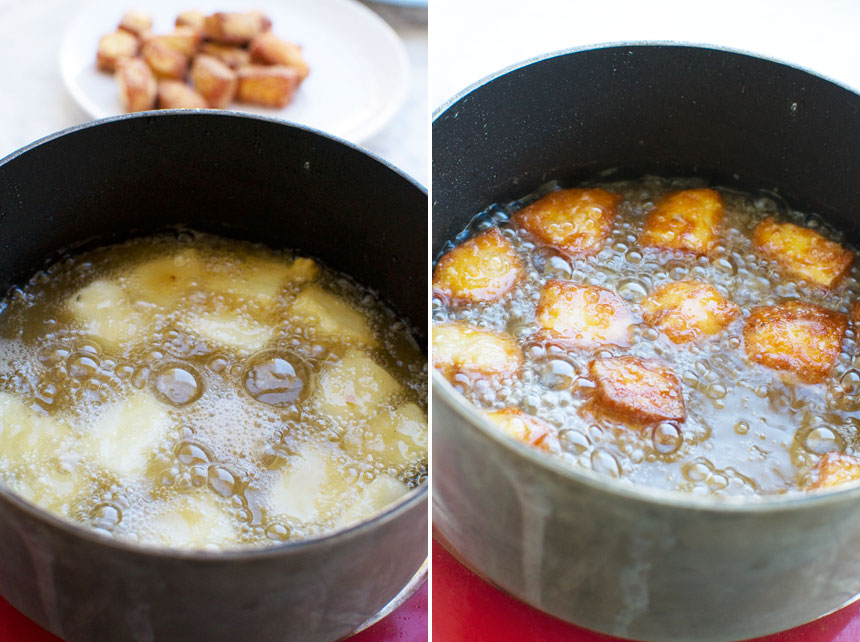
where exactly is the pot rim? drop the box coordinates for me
[431,42,860,514]
[0,110,428,561]
[432,40,860,119]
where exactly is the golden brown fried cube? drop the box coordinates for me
[743,301,847,383]
[485,408,558,452]
[537,280,632,348]
[116,58,156,112]
[589,357,686,425]
[118,9,152,38]
[642,280,740,344]
[157,80,208,109]
[203,11,272,46]
[432,227,523,302]
[811,452,860,490]
[432,322,523,380]
[176,10,205,33]
[141,40,188,80]
[513,188,620,256]
[96,31,139,72]
[752,218,854,288]
[190,54,238,108]
[639,188,723,255]
[249,32,310,80]
[145,28,201,58]
[236,65,301,108]
[200,42,252,69]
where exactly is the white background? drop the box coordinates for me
[430,0,860,110]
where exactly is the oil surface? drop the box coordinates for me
[0,231,427,548]
[433,176,860,496]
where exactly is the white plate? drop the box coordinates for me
[60,0,410,143]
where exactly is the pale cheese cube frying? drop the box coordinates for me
[346,402,427,467]
[290,285,376,347]
[67,279,148,349]
[315,350,402,421]
[85,392,170,478]
[337,474,410,528]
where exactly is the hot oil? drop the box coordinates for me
[433,176,860,496]
[0,232,427,548]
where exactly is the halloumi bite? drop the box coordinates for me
[200,42,251,69]
[588,356,686,425]
[485,407,559,452]
[249,31,310,80]
[116,57,156,113]
[118,9,152,39]
[236,65,302,108]
[639,188,723,255]
[141,39,188,81]
[432,322,523,381]
[743,301,847,383]
[175,10,205,33]
[537,280,632,348]
[190,54,238,108]
[810,452,860,490]
[642,280,740,344]
[752,218,854,288]
[144,27,202,59]
[157,80,208,109]
[96,30,139,72]
[513,188,620,256]
[203,11,272,46]
[433,227,523,302]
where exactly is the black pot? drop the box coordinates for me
[0,111,427,642]
[432,44,860,641]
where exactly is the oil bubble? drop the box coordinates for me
[652,422,683,455]
[152,362,203,406]
[243,350,310,406]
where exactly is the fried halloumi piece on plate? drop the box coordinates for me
[190,54,237,108]
[175,10,205,33]
[743,301,847,383]
[249,32,310,80]
[752,218,854,288]
[810,452,860,490]
[513,188,620,256]
[642,280,740,344]
[96,30,139,72]
[203,11,272,46]
[432,322,522,380]
[485,407,558,452]
[236,65,301,108]
[640,188,723,255]
[537,280,632,348]
[116,57,156,112]
[589,356,686,425]
[118,9,152,38]
[145,27,201,59]
[141,39,188,80]
[433,227,523,302]
[200,42,251,69]
[157,80,208,109]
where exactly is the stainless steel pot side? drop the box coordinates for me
[432,44,860,642]
[0,111,428,642]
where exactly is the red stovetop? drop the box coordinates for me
[433,538,860,642]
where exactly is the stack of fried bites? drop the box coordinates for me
[96,9,310,112]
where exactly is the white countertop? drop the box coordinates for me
[431,0,860,111]
[0,0,428,187]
